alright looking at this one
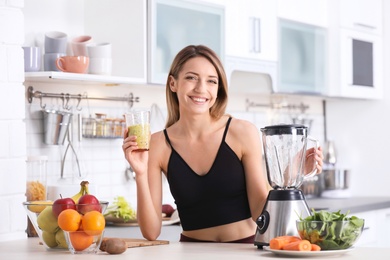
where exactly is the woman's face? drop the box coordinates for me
[170,57,219,116]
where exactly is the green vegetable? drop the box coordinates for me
[297,209,364,250]
[104,196,136,222]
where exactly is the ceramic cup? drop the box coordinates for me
[125,110,151,151]
[71,35,93,56]
[44,53,66,71]
[87,42,112,58]
[44,31,68,54]
[23,46,41,72]
[56,56,89,73]
[88,58,112,75]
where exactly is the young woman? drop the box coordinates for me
[122,45,323,243]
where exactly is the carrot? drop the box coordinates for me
[311,244,321,251]
[269,236,301,250]
[282,239,312,251]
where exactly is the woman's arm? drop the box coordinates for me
[122,131,164,240]
[228,119,269,222]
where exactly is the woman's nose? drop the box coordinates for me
[194,80,206,92]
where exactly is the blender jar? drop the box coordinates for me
[261,124,318,189]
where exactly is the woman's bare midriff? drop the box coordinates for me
[181,218,257,242]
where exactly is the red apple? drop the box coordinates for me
[52,196,76,218]
[77,194,101,214]
[162,204,175,218]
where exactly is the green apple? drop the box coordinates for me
[37,206,59,233]
[55,229,68,249]
[42,231,58,248]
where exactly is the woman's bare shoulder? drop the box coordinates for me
[228,117,260,137]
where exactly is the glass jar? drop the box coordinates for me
[26,155,48,237]
[95,113,107,137]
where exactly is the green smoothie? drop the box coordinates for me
[128,123,150,150]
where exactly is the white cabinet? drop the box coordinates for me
[327,0,384,100]
[355,208,390,248]
[147,0,224,84]
[224,0,277,61]
[337,28,383,99]
[277,19,327,94]
[277,0,329,27]
[339,0,383,35]
[84,0,147,82]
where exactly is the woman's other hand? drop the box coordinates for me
[304,146,323,175]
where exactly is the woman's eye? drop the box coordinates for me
[209,80,218,85]
[186,76,197,80]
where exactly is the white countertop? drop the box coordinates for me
[1,237,389,260]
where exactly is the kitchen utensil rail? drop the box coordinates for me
[27,86,140,110]
[246,98,309,112]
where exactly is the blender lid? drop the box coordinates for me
[260,124,307,135]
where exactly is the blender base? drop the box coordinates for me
[254,189,311,249]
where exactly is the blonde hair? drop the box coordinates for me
[165,45,228,128]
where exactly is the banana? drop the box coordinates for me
[28,200,53,213]
[71,181,89,203]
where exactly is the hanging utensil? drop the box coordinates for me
[60,120,82,178]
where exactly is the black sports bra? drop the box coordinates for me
[163,117,251,231]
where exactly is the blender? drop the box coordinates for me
[254,124,319,249]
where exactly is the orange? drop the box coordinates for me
[58,209,82,231]
[69,231,93,251]
[82,210,105,236]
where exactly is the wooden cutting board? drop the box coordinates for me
[104,237,169,248]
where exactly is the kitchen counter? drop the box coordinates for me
[306,196,390,213]
[1,237,390,260]
[104,196,390,242]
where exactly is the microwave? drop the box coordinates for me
[338,28,383,99]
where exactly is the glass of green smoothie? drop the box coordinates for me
[125,110,150,151]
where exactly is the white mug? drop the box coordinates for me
[23,46,41,72]
[87,42,112,59]
[89,58,112,75]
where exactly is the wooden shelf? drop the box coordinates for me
[24,71,145,86]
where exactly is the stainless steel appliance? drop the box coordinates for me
[254,124,318,249]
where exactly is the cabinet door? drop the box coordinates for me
[84,0,147,82]
[339,0,383,35]
[148,0,224,84]
[353,210,377,247]
[277,0,328,27]
[277,19,327,94]
[224,0,277,61]
[376,208,390,248]
[338,29,383,99]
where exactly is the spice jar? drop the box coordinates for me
[26,155,48,237]
[95,113,107,137]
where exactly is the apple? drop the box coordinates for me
[37,206,60,233]
[77,194,101,214]
[162,204,175,218]
[55,229,68,249]
[42,230,58,248]
[52,196,76,218]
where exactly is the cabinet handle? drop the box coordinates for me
[353,23,377,30]
[249,17,261,53]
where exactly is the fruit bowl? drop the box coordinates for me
[64,230,105,254]
[23,200,108,250]
[296,220,364,250]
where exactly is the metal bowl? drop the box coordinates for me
[323,169,350,190]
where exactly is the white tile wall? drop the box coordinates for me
[0,0,326,242]
[0,2,28,241]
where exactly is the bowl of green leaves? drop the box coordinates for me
[296,209,364,250]
[104,196,137,225]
